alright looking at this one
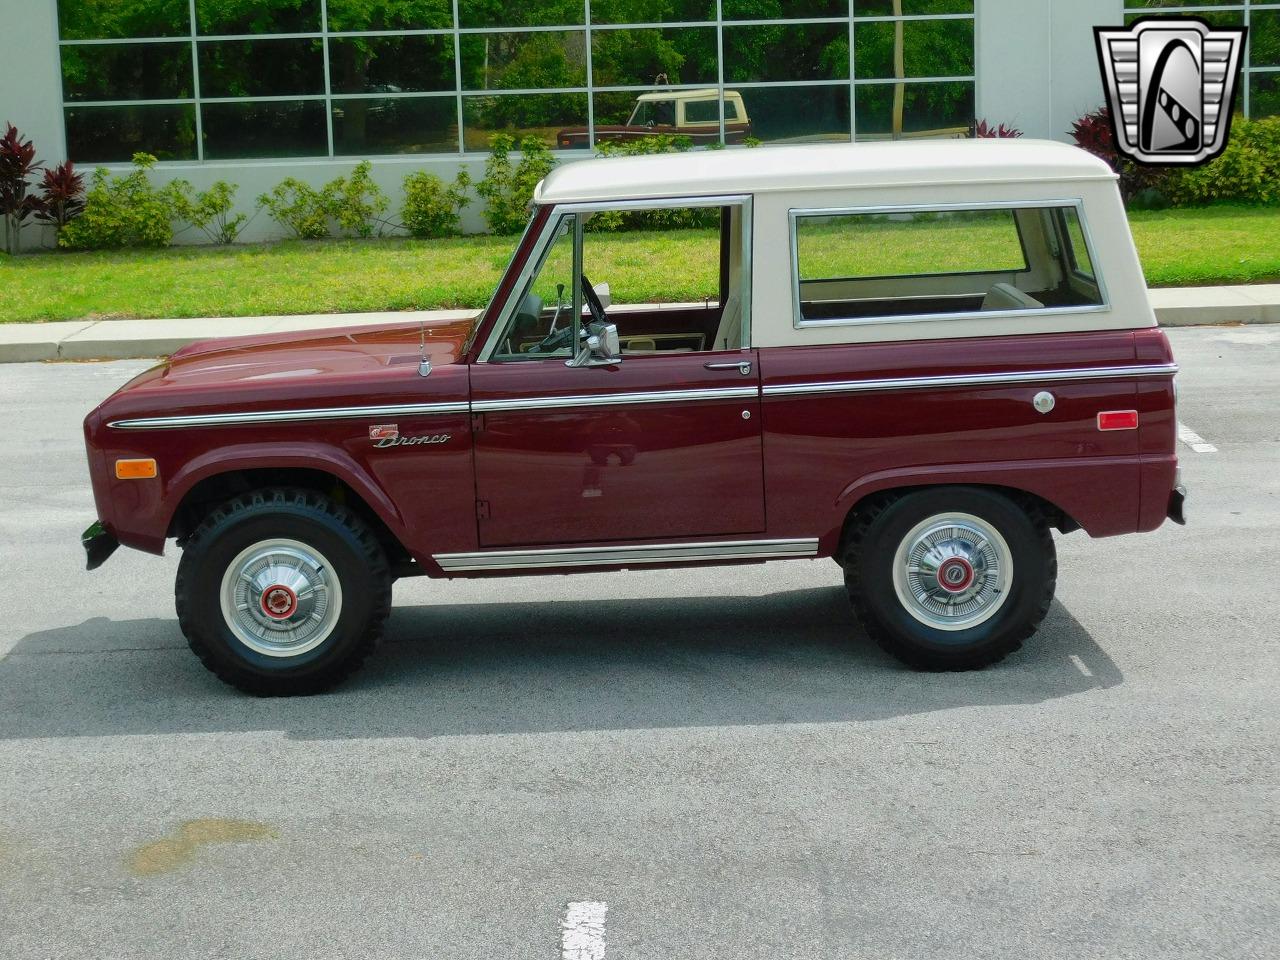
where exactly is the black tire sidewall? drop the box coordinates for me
[179,500,385,682]
[855,488,1051,660]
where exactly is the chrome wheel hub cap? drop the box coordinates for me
[891,512,1013,631]
[219,538,342,657]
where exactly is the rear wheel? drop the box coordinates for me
[842,487,1056,670]
[176,488,391,695]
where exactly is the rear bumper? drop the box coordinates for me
[82,520,119,570]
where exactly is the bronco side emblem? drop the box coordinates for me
[374,434,451,448]
[1095,17,1247,167]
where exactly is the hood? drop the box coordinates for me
[161,315,477,386]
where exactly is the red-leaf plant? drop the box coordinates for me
[0,123,44,254]
[971,119,1024,138]
[35,161,86,231]
[1068,105,1169,204]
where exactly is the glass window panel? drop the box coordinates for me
[61,42,193,102]
[1060,208,1095,282]
[1124,9,1242,28]
[457,0,584,28]
[591,0,713,24]
[196,0,321,35]
[57,0,190,40]
[855,18,974,80]
[723,23,849,83]
[590,91,741,147]
[854,80,973,139]
[737,84,850,143]
[328,36,455,94]
[493,216,577,361]
[1250,72,1280,119]
[462,93,588,151]
[325,0,452,31]
[590,27,717,87]
[855,1,973,15]
[64,104,197,161]
[201,100,327,158]
[460,31,587,91]
[1123,1,1238,7]
[198,38,325,97]
[1252,11,1280,69]
[723,0,846,18]
[333,96,458,154]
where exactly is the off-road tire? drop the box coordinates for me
[175,488,391,696]
[842,486,1056,671]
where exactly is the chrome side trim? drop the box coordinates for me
[107,401,470,431]
[762,363,1179,398]
[471,385,758,413]
[434,538,819,572]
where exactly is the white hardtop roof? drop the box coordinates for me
[534,139,1117,205]
[634,88,738,102]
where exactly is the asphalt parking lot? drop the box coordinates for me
[0,325,1276,959]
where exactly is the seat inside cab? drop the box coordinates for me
[794,204,1105,325]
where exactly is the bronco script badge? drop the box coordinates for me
[368,424,450,448]
[1095,17,1246,166]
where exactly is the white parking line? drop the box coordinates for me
[1177,422,1218,454]
[562,902,608,960]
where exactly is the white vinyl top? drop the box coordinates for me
[534,139,1117,205]
[634,88,721,102]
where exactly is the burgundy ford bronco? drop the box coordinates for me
[82,140,1185,695]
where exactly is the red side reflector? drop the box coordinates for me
[1097,410,1139,431]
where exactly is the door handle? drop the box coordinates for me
[704,360,753,376]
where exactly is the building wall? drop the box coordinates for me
[3,0,1132,246]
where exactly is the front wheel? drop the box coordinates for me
[842,487,1056,670]
[176,488,391,695]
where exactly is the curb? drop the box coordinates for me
[0,296,1276,363]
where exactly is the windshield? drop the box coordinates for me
[628,99,675,126]
[462,206,546,358]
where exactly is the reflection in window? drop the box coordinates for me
[854,0,973,15]
[854,18,974,80]
[198,39,325,98]
[457,0,584,29]
[723,0,846,18]
[58,0,188,40]
[591,1,713,25]
[738,85,850,142]
[201,100,328,158]
[590,27,718,87]
[325,0,451,31]
[462,93,589,151]
[195,0,321,36]
[328,36,455,94]
[64,104,197,161]
[723,22,849,83]
[1250,73,1280,118]
[855,80,973,140]
[61,43,193,102]
[460,32,587,91]
[1252,10,1280,68]
[332,97,458,155]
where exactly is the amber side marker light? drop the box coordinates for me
[115,458,158,480]
[1097,410,1139,431]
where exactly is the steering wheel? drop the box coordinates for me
[534,275,607,354]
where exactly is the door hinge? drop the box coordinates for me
[475,499,490,520]
[471,412,485,432]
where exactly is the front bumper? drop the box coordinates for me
[82,520,119,570]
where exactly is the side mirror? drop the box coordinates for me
[567,321,622,368]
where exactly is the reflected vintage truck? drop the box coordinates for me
[82,140,1185,695]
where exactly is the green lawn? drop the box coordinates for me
[1,205,1278,324]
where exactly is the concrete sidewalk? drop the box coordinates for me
[1,285,1278,363]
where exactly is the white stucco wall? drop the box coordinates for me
[2,0,1129,246]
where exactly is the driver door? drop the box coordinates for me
[468,208,765,549]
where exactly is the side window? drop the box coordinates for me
[791,203,1106,327]
[723,99,740,121]
[489,202,750,360]
[683,99,719,125]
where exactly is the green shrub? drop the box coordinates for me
[1166,117,1280,207]
[170,179,250,244]
[257,178,329,239]
[401,169,472,238]
[326,160,389,238]
[258,161,390,239]
[59,153,180,250]
[476,135,554,235]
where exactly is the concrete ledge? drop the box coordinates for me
[0,288,1276,362]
